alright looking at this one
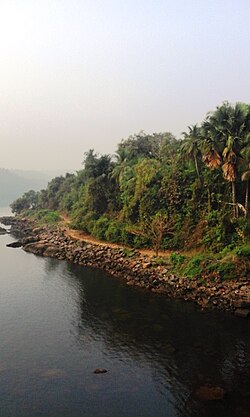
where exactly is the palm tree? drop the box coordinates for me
[181,124,202,180]
[242,167,250,217]
[111,147,129,184]
[241,144,250,217]
[201,102,250,217]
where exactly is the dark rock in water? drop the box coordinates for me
[22,236,39,245]
[0,216,15,226]
[94,368,108,374]
[0,227,8,235]
[235,308,250,318]
[194,385,225,401]
[23,242,49,255]
[23,241,59,257]
[6,241,22,248]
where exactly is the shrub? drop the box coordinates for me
[152,256,169,266]
[217,262,236,279]
[169,252,186,267]
[234,244,250,258]
[207,260,236,280]
[183,254,207,279]
[133,234,150,248]
[105,221,123,243]
[31,209,60,224]
[91,217,110,240]
[202,210,233,252]
[122,248,137,258]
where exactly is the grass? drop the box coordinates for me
[26,209,60,225]
[166,245,249,281]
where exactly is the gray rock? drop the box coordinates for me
[94,368,108,374]
[22,236,39,244]
[6,241,22,248]
[235,308,250,318]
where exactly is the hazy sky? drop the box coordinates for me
[0,0,249,171]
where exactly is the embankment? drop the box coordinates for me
[1,216,249,316]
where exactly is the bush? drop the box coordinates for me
[183,254,207,279]
[122,248,137,258]
[105,221,123,243]
[234,244,250,258]
[217,262,236,279]
[169,252,186,267]
[91,217,110,240]
[203,210,233,252]
[133,234,151,248]
[152,256,169,266]
[31,209,60,224]
[207,259,236,280]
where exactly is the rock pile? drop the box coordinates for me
[1,216,249,315]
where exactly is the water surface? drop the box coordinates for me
[0,208,249,417]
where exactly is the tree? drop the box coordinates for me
[10,190,38,213]
[181,124,202,180]
[202,102,250,217]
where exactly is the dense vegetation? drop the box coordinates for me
[11,102,250,259]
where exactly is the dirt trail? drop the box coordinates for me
[60,214,172,258]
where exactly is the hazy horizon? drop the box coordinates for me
[1,0,249,171]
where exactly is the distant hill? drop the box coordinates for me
[0,169,69,206]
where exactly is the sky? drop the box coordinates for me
[0,0,249,171]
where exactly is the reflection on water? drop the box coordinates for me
[0,213,249,417]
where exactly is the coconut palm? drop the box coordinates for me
[201,102,250,217]
[111,146,129,184]
[181,124,202,179]
[242,167,250,217]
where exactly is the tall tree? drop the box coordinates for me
[202,102,250,217]
[181,124,202,180]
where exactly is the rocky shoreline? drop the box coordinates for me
[1,216,249,316]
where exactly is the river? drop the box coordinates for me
[0,207,249,417]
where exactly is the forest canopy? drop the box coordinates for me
[11,102,250,254]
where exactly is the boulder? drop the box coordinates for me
[43,246,59,257]
[6,241,22,248]
[22,236,39,245]
[0,216,16,225]
[194,385,225,401]
[94,368,108,374]
[23,242,49,255]
[0,227,8,235]
[235,308,250,318]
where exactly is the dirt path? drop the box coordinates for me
[60,214,172,258]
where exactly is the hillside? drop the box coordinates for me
[0,169,67,206]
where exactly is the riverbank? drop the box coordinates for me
[1,215,249,316]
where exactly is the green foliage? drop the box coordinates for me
[122,248,137,258]
[207,258,236,280]
[105,221,126,243]
[203,210,233,251]
[234,244,250,258]
[152,256,169,266]
[169,252,186,267]
[11,102,250,261]
[183,254,207,279]
[215,262,236,280]
[10,190,39,213]
[30,209,60,225]
[91,217,110,240]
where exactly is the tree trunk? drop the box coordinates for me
[232,181,237,218]
[194,154,200,178]
[245,180,249,218]
[207,188,211,213]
